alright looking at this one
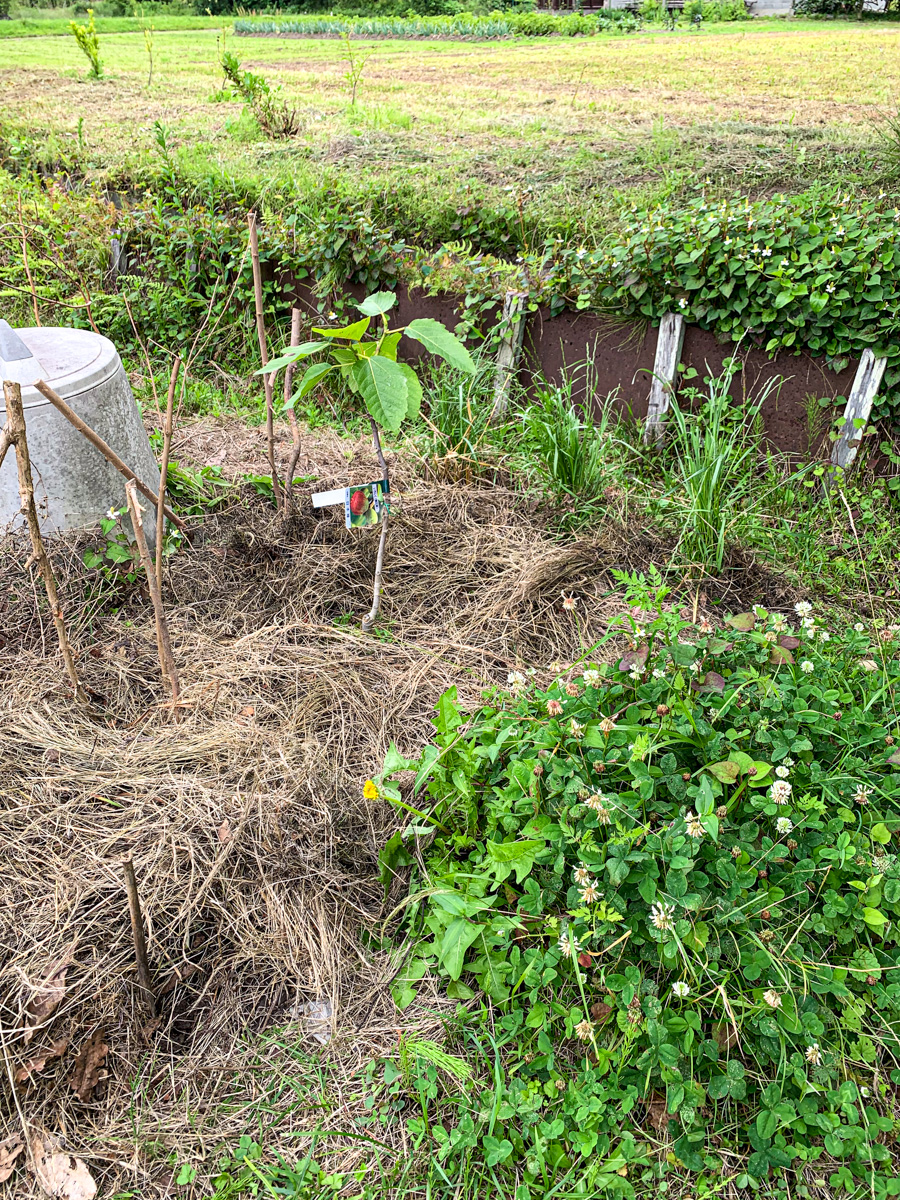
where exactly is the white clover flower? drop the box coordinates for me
[764,630,778,643]
[817,628,830,643]
[583,668,601,687]
[763,988,782,1009]
[783,757,795,768]
[801,616,816,632]
[794,601,813,618]
[854,621,865,633]
[507,671,526,691]
[650,901,675,932]
[547,699,563,717]
[561,593,577,611]
[575,1018,595,1042]
[860,659,879,672]
[671,981,691,999]
[854,784,872,805]
[573,865,592,886]
[775,765,790,779]
[770,779,792,805]
[570,719,584,736]
[652,668,665,680]
[771,613,787,632]
[689,661,702,674]
[558,931,580,959]
[805,1043,821,1065]
[586,794,611,824]
[800,660,814,674]
[598,716,617,734]
[685,811,704,839]
[579,883,601,904]
[776,816,793,835]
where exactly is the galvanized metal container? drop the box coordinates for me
[0,322,160,538]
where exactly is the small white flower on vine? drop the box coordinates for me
[575,1018,595,1042]
[775,765,790,779]
[634,625,647,638]
[794,601,813,618]
[598,716,617,735]
[507,671,526,691]
[800,660,814,674]
[671,981,691,999]
[763,989,782,1009]
[770,780,792,805]
[573,865,592,887]
[805,1043,821,1065]
[579,883,601,904]
[685,811,704,839]
[106,508,118,521]
[776,816,793,835]
[650,901,675,932]
[561,593,577,611]
[583,668,601,687]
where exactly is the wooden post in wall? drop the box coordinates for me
[828,350,887,475]
[490,291,528,425]
[644,313,685,443]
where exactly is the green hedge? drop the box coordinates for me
[235,10,634,39]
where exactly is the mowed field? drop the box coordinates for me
[0,20,897,239]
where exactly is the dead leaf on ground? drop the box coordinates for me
[589,1000,613,1024]
[69,1030,108,1103]
[217,817,232,842]
[712,1019,739,1052]
[157,961,201,996]
[30,1135,97,1200]
[24,960,71,1043]
[14,1037,70,1085]
[646,1090,671,1133]
[0,1134,24,1184]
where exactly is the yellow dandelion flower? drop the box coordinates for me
[363,779,379,800]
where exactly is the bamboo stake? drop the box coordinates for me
[247,212,282,507]
[122,858,154,1006]
[282,307,302,518]
[125,480,180,704]
[154,355,181,593]
[361,417,389,635]
[2,381,88,707]
[33,379,188,533]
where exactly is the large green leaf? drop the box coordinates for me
[397,362,423,421]
[351,355,409,432]
[311,316,370,340]
[258,341,331,374]
[439,916,483,980]
[486,838,542,884]
[357,291,397,317]
[404,318,476,374]
[287,361,334,408]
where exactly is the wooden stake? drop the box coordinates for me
[644,312,686,443]
[247,212,282,507]
[282,307,302,518]
[361,417,389,635]
[125,480,180,704]
[2,381,89,708]
[829,349,887,473]
[490,291,527,425]
[33,379,188,533]
[154,355,181,594]
[122,858,154,1006]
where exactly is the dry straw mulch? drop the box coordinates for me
[0,431,794,1197]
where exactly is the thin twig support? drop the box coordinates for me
[644,312,686,443]
[490,291,527,425]
[32,379,188,533]
[247,212,282,507]
[1,381,89,707]
[155,355,181,594]
[282,307,302,518]
[361,417,389,635]
[125,480,181,704]
[122,858,155,1007]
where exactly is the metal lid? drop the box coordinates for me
[0,324,121,408]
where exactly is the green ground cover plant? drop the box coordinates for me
[234,10,648,40]
[373,576,900,1193]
